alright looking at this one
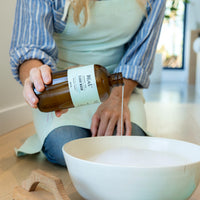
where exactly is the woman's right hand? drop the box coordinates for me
[23,64,52,108]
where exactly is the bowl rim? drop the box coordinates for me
[62,136,200,169]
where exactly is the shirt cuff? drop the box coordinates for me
[10,48,57,83]
[114,64,150,88]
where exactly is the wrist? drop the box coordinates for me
[19,59,43,85]
[110,79,138,103]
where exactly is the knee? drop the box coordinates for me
[42,127,69,166]
[131,123,147,136]
[42,133,66,166]
[42,126,91,166]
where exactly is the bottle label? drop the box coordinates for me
[68,65,101,107]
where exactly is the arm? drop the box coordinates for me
[9,0,56,107]
[114,0,166,88]
[9,0,58,83]
[91,0,166,136]
[9,0,67,116]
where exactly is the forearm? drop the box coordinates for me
[19,59,43,85]
[114,0,166,88]
[109,79,138,103]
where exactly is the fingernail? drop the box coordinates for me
[37,86,43,91]
[56,113,61,118]
[31,97,37,104]
[35,81,44,91]
[43,76,48,83]
[44,76,51,84]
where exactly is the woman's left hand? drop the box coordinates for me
[91,79,138,136]
[91,90,131,136]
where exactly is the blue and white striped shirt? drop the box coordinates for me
[10,0,166,88]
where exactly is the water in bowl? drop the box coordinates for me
[88,147,188,167]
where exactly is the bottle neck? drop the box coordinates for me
[108,73,124,87]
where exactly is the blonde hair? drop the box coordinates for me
[71,0,148,27]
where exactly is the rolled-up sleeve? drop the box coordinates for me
[114,0,166,88]
[9,0,64,82]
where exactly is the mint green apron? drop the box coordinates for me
[16,0,147,156]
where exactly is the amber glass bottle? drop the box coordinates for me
[34,64,124,112]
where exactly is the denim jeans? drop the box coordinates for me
[42,123,147,166]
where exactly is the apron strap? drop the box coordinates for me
[62,0,73,22]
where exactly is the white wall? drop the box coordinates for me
[0,1,32,135]
[161,0,200,83]
[196,53,200,95]
[1,0,200,134]
[185,0,200,81]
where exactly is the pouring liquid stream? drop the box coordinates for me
[121,85,124,137]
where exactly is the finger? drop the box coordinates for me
[105,117,117,136]
[55,111,62,118]
[23,78,39,108]
[30,67,45,92]
[40,65,52,85]
[97,114,109,136]
[124,110,132,136]
[55,109,68,117]
[125,118,132,136]
[91,114,100,137]
[116,118,124,136]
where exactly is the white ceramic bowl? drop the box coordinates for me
[62,136,200,200]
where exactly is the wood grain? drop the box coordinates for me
[1,103,200,199]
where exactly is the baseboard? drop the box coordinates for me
[0,103,33,135]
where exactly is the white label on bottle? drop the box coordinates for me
[68,65,101,107]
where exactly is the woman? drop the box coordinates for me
[10,0,166,166]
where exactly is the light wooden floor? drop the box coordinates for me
[0,122,83,200]
[1,84,200,199]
